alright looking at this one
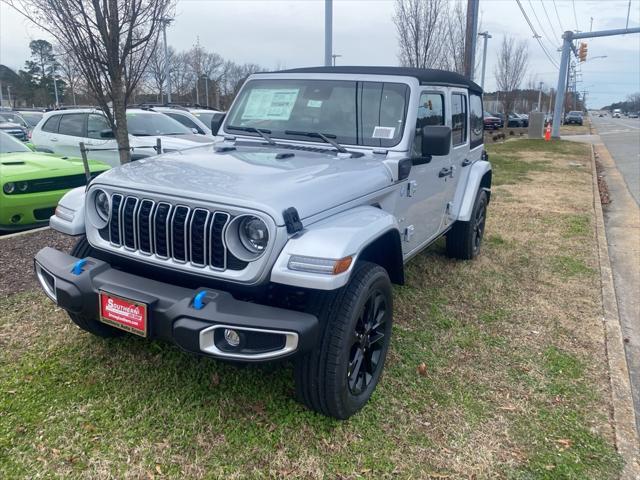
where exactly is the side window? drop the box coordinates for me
[58,113,87,137]
[166,112,202,133]
[469,93,484,149]
[412,92,444,156]
[87,114,111,139]
[41,115,61,133]
[451,93,467,146]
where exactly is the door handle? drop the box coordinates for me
[461,158,472,167]
[50,138,58,142]
[438,167,451,178]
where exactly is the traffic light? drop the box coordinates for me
[578,42,588,62]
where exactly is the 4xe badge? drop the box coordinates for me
[99,292,147,337]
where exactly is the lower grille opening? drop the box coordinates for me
[34,207,55,220]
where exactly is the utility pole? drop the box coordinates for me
[162,18,173,103]
[463,0,480,80]
[204,76,209,107]
[552,27,640,138]
[0,81,3,106]
[6,86,11,108]
[582,90,588,110]
[324,0,333,67]
[537,82,543,111]
[53,76,60,108]
[478,31,491,89]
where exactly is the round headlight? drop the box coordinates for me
[94,190,110,221]
[238,216,269,254]
[17,182,28,192]
[3,182,15,194]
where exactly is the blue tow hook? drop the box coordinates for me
[71,258,88,275]
[193,290,207,310]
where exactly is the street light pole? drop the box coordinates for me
[478,31,491,89]
[537,81,543,111]
[53,75,60,108]
[162,18,173,104]
[204,76,209,107]
[324,0,333,67]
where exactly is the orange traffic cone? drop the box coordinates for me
[544,123,551,141]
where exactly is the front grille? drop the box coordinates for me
[107,194,247,271]
[3,173,97,195]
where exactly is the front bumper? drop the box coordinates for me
[0,190,66,231]
[34,247,319,362]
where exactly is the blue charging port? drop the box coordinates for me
[193,290,207,310]
[71,259,87,276]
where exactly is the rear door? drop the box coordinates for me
[56,113,87,157]
[444,90,470,229]
[32,114,61,151]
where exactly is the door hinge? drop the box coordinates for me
[403,225,415,242]
[407,180,417,197]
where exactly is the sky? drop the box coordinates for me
[1,0,639,108]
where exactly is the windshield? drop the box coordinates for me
[192,111,216,127]
[0,131,31,153]
[225,79,409,148]
[126,112,191,136]
[19,112,44,126]
[568,111,582,116]
[0,112,26,126]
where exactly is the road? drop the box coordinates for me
[590,115,640,205]
[590,114,640,435]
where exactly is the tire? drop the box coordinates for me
[68,236,123,338]
[446,189,488,260]
[294,262,393,419]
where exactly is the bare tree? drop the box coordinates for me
[443,0,466,74]
[146,44,175,102]
[494,36,528,123]
[8,0,175,164]
[393,0,448,69]
[54,45,82,106]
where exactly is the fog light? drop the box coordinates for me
[224,329,241,347]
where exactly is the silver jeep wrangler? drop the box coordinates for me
[35,66,491,419]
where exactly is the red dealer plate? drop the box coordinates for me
[99,291,148,337]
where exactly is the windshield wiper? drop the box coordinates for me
[226,125,276,145]
[284,130,347,153]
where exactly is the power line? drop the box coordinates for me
[527,0,560,50]
[572,0,580,32]
[540,0,562,45]
[552,0,565,34]
[515,0,560,68]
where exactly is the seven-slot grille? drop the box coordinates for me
[107,193,245,271]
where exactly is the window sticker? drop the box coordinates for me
[306,99,323,108]
[241,89,299,121]
[372,126,396,139]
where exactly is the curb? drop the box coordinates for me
[0,226,50,240]
[590,144,640,478]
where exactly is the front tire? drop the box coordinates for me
[446,189,488,260]
[295,262,393,419]
[68,236,123,338]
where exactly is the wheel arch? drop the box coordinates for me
[456,160,492,222]
[357,229,404,285]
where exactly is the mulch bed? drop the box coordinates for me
[0,228,76,297]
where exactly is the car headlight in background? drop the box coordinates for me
[95,190,110,221]
[225,215,270,261]
[3,182,15,194]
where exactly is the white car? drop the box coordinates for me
[31,108,214,167]
[151,106,223,136]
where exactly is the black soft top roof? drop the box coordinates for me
[273,66,482,93]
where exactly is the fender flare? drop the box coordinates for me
[49,186,86,236]
[457,160,492,222]
[270,206,401,290]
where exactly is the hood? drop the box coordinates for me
[93,144,393,225]
[0,122,23,129]
[0,151,109,181]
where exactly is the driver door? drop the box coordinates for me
[85,113,119,167]
[397,89,452,256]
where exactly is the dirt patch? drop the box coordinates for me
[0,229,76,296]
[595,158,612,205]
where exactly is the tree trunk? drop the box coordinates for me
[112,79,131,164]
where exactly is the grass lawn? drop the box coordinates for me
[0,139,623,479]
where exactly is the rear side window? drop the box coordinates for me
[469,93,484,149]
[451,94,467,146]
[166,112,202,133]
[87,114,111,139]
[58,114,86,137]
[41,115,61,133]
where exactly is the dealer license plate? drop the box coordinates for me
[99,291,148,337]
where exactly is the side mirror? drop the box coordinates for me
[420,125,451,157]
[191,127,199,135]
[210,113,226,136]
[100,129,115,139]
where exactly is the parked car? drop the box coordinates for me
[30,108,214,167]
[34,66,492,419]
[564,111,584,125]
[16,110,45,132]
[629,112,639,119]
[0,113,29,141]
[150,105,224,136]
[515,113,529,127]
[0,131,109,231]
[483,111,501,130]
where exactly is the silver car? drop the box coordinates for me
[35,66,492,419]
